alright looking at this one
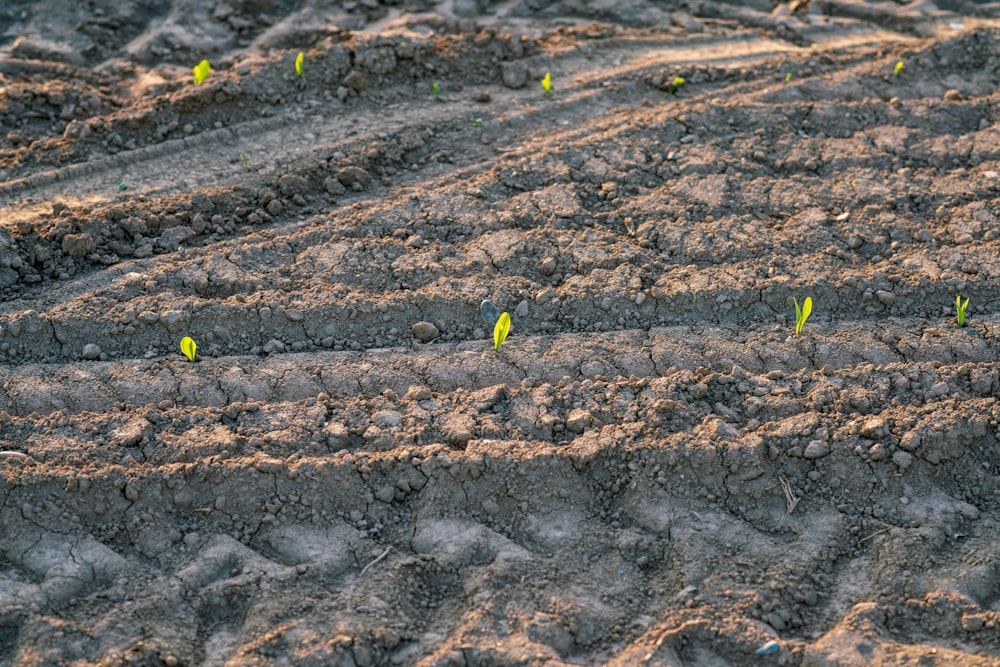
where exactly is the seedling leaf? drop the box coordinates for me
[784,72,792,83]
[493,312,510,351]
[794,297,812,335]
[432,82,440,98]
[668,76,685,94]
[894,60,904,77]
[193,59,211,85]
[541,72,552,96]
[956,295,969,328]
[180,336,197,362]
[295,51,304,78]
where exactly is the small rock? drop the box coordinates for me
[803,440,831,459]
[405,385,432,401]
[892,450,913,469]
[61,233,96,257]
[266,199,284,216]
[284,309,304,322]
[899,431,921,451]
[473,90,491,103]
[566,408,592,434]
[375,485,396,503]
[372,410,403,428]
[501,61,529,89]
[411,321,439,342]
[263,339,285,354]
[81,343,101,360]
[254,457,285,474]
[962,614,984,632]
[875,290,895,305]
[323,422,350,449]
[337,166,372,189]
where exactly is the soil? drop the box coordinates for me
[2,0,1000,665]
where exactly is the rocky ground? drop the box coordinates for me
[2,0,1000,665]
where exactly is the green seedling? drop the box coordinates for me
[956,295,969,328]
[117,182,127,191]
[295,51,304,78]
[894,60,904,77]
[180,336,198,362]
[432,82,440,99]
[239,152,250,170]
[25,97,33,109]
[784,72,792,83]
[493,312,510,351]
[793,297,812,335]
[668,76,685,94]
[471,118,483,126]
[541,72,552,96]
[193,59,211,85]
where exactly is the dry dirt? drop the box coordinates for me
[2,0,1000,665]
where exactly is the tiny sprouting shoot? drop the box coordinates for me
[794,297,812,336]
[432,82,440,99]
[668,76,685,94]
[193,59,211,85]
[541,72,552,96]
[180,336,198,362]
[295,51,304,78]
[894,60,904,77]
[493,312,511,351]
[784,72,792,83]
[956,295,969,328]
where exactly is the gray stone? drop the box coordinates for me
[411,321,440,342]
[803,440,831,459]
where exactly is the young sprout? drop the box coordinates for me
[894,60,904,77]
[295,51,304,78]
[193,59,211,85]
[180,336,198,362]
[471,118,483,127]
[793,297,812,335]
[493,312,511,351]
[956,295,969,328]
[239,152,249,170]
[432,82,440,99]
[784,72,792,83]
[668,76,685,94]
[117,182,127,191]
[541,72,552,96]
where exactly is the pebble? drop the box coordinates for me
[566,408,592,433]
[875,290,895,305]
[284,309,304,322]
[372,410,403,428]
[803,440,830,459]
[254,457,286,474]
[892,450,913,469]
[411,321,440,342]
[81,343,101,360]
[405,385,432,401]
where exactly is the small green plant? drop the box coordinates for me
[668,76,685,94]
[541,72,552,96]
[432,82,440,99]
[239,152,250,170]
[956,295,969,328]
[894,60,904,77]
[180,336,198,362]
[117,182,127,191]
[793,297,812,335]
[784,72,792,83]
[193,59,211,85]
[25,97,33,109]
[493,312,510,351]
[471,118,483,127]
[295,51,304,78]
